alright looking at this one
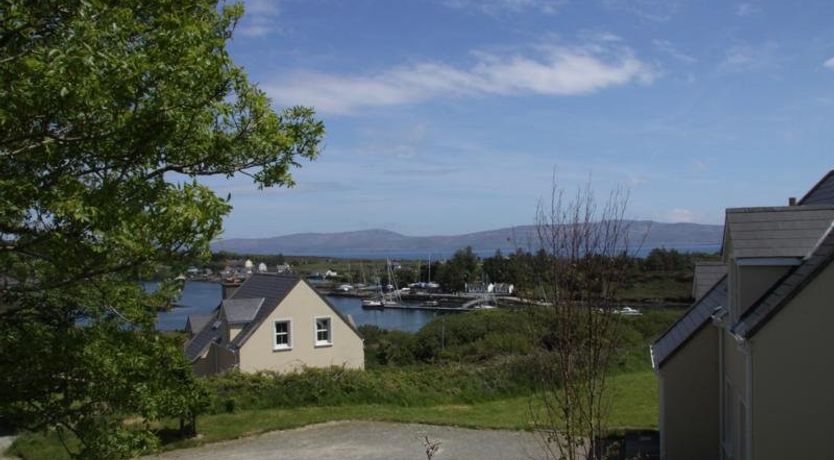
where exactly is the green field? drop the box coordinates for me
[8,369,657,460]
[8,303,679,460]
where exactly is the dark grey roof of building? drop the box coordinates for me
[800,170,834,205]
[724,205,834,259]
[228,275,301,347]
[184,310,223,361]
[221,297,265,325]
[692,262,726,299]
[651,276,728,369]
[733,228,834,338]
[185,275,299,362]
[186,314,213,333]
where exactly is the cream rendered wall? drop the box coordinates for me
[238,282,364,373]
[659,325,719,460]
[721,327,747,459]
[737,266,790,316]
[228,324,242,342]
[750,262,834,460]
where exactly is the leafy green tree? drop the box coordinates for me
[0,1,323,458]
[436,247,482,292]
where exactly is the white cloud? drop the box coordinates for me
[601,0,681,22]
[266,40,657,114]
[664,208,698,223]
[720,42,780,72]
[443,0,566,15]
[238,0,282,38]
[691,159,709,173]
[824,57,834,69]
[653,39,697,64]
[735,3,760,17]
[356,123,429,159]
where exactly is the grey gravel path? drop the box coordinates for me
[0,436,17,460]
[144,421,545,460]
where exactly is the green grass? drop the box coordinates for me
[7,370,657,459]
[620,274,692,302]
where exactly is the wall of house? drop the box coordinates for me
[751,262,834,460]
[192,352,214,377]
[721,325,748,459]
[238,282,364,373]
[659,325,719,460]
[737,265,790,316]
[211,342,238,374]
[228,324,243,343]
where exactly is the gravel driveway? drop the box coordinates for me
[145,421,545,460]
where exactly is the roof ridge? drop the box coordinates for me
[651,275,728,369]
[726,204,834,213]
[732,229,834,338]
[652,274,727,349]
[799,170,834,205]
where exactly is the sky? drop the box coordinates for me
[205,0,834,239]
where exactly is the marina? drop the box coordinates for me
[154,281,460,333]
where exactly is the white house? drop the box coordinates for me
[184,274,365,376]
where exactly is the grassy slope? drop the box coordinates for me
[7,369,657,459]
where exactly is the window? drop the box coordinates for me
[273,320,291,350]
[315,317,332,346]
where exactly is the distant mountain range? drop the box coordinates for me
[212,221,724,259]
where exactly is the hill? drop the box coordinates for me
[211,221,723,258]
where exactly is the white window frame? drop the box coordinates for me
[314,316,333,347]
[273,318,292,351]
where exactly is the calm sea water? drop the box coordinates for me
[154,281,447,332]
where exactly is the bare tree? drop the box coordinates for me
[423,436,441,460]
[530,176,638,460]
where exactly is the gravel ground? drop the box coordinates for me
[144,421,545,460]
[0,436,16,460]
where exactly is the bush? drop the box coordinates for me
[203,362,536,414]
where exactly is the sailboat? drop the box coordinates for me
[361,271,386,309]
[362,259,407,309]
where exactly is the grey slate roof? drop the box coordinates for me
[184,275,299,362]
[221,297,265,325]
[733,227,834,338]
[724,205,834,259]
[184,310,223,361]
[228,275,301,347]
[692,262,726,299]
[186,314,213,333]
[800,170,834,205]
[651,276,727,369]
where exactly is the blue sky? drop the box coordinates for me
[206,0,834,239]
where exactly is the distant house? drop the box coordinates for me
[492,283,514,296]
[257,262,268,273]
[465,282,514,296]
[275,263,292,274]
[324,269,338,278]
[651,170,834,460]
[465,282,490,294]
[184,274,364,376]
